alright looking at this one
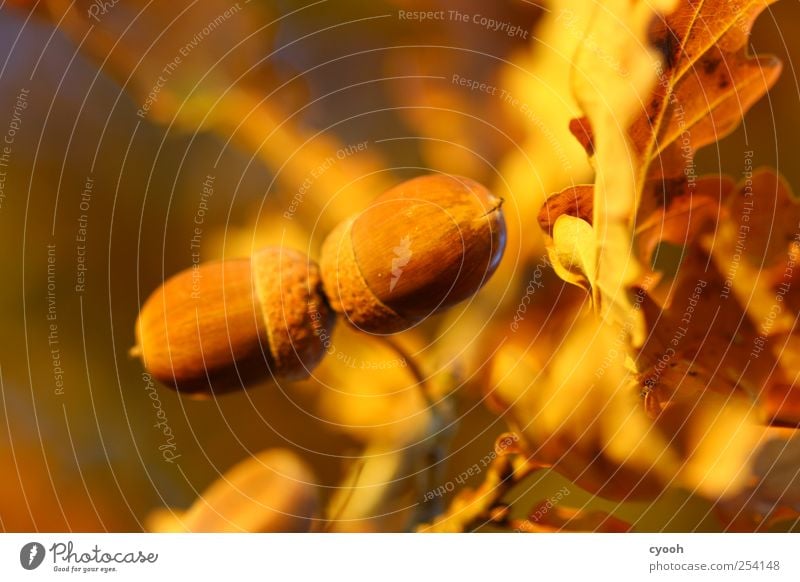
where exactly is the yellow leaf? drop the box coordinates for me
[547,215,596,291]
[566,0,677,342]
[542,0,781,347]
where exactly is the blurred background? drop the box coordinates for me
[0,0,798,532]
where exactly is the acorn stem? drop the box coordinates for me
[376,336,457,524]
[320,458,366,532]
[377,336,433,406]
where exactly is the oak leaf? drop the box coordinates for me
[541,0,781,344]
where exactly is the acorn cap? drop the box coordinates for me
[321,174,506,333]
[320,217,410,333]
[134,247,332,395]
[252,247,331,380]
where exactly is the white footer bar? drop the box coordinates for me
[1,533,796,581]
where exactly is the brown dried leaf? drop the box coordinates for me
[639,1,782,172]
[492,317,765,501]
[538,185,594,236]
[636,242,800,433]
[636,175,731,265]
[542,0,781,324]
[715,169,799,269]
[748,429,800,507]
[517,503,632,533]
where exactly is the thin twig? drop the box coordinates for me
[321,458,366,533]
[417,453,542,532]
[376,336,456,526]
[376,335,435,405]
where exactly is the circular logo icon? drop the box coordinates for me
[20,542,45,570]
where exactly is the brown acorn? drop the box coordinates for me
[146,448,319,532]
[133,247,333,396]
[320,174,506,333]
[181,449,319,532]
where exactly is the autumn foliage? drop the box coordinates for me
[2,0,799,534]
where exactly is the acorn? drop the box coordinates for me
[146,449,319,532]
[320,174,506,333]
[133,247,333,396]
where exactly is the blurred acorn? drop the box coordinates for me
[133,247,333,396]
[320,174,506,334]
[146,449,319,532]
